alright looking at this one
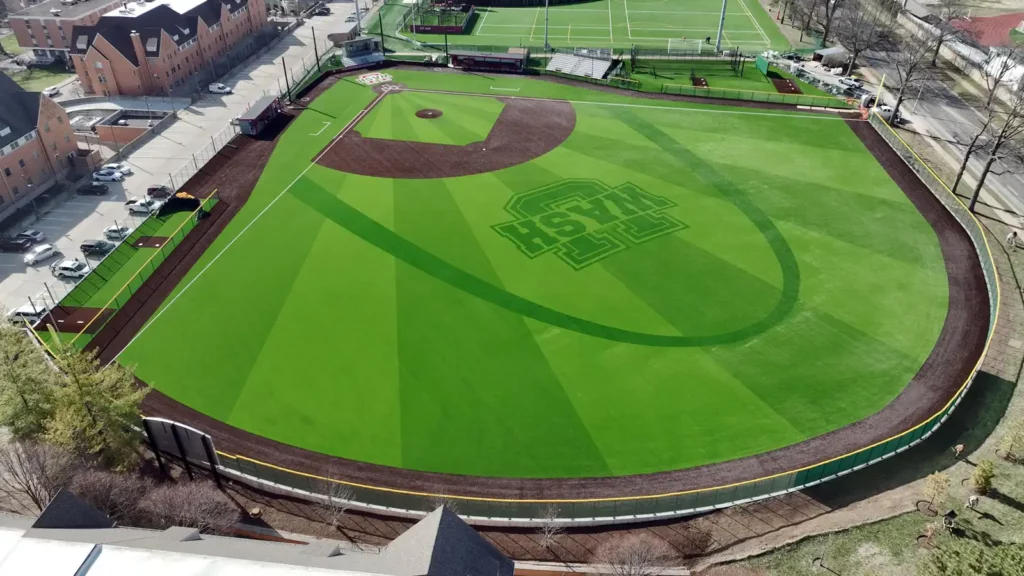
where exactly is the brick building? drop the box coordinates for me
[68,0,271,97]
[0,74,80,223]
[8,0,125,65]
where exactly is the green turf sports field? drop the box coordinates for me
[118,70,949,479]
[356,91,505,145]
[380,0,790,52]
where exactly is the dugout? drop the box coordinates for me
[450,50,527,73]
[237,96,282,137]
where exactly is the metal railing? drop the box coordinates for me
[145,105,999,526]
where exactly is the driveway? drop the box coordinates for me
[0,5,357,315]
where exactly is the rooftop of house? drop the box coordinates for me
[0,74,42,149]
[10,0,124,21]
[0,491,515,576]
[68,0,250,65]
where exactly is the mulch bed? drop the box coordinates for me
[133,236,171,249]
[315,94,575,179]
[89,65,988,504]
[771,77,802,95]
[415,108,443,119]
[34,306,115,334]
[692,76,708,88]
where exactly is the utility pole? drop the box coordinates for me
[312,26,320,72]
[544,0,550,51]
[282,58,291,101]
[378,11,386,52]
[354,0,362,36]
[715,0,728,53]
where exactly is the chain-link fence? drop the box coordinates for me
[661,83,855,109]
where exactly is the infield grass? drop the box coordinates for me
[119,70,949,479]
[356,91,505,146]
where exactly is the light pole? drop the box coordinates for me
[715,0,728,53]
[544,0,550,51]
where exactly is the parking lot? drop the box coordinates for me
[0,2,358,318]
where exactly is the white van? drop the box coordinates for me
[7,303,48,326]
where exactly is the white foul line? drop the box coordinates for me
[490,86,521,91]
[623,0,633,38]
[309,121,331,136]
[112,90,389,362]
[608,0,614,43]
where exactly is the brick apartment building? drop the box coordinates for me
[8,0,125,65]
[68,0,270,96]
[0,74,79,223]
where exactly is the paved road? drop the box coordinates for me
[860,50,1024,224]
[0,3,358,315]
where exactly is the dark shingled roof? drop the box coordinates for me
[384,507,514,576]
[69,0,249,66]
[0,74,41,150]
[32,489,115,530]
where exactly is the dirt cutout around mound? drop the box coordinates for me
[315,91,576,179]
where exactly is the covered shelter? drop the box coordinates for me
[449,50,527,73]
[237,96,282,137]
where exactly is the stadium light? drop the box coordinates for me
[715,0,727,53]
[544,0,550,52]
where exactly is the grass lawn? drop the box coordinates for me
[0,34,24,56]
[2,64,73,92]
[119,70,948,479]
[396,0,789,51]
[356,91,505,146]
[629,59,840,102]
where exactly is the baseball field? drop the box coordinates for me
[116,69,952,481]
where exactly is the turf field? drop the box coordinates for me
[389,0,790,51]
[118,70,949,479]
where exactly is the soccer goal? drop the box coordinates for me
[668,38,705,54]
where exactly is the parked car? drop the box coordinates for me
[93,169,124,182]
[780,52,804,62]
[312,6,331,15]
[837,76,863,90]
[125,197,164,214]
[102,162,133,175]
[14,229,45,244]
[81,239,115,256]
[50,258,89,279]
[23,243,61,265]
[77,182,110,196]
[876,104,903,124]
[208,83,232,94]
[146,184,174,200]
[42,87,60,97]
[0,237,32,253]
[345,14,357,22]
[7,303,48,326]
[104,224,133,240]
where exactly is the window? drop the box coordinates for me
[11,186,18,196]
[97,74,107,83]
[23,133,33,143]
[95,61,103,69]
[3,168,10,177]
[9,141,18,151]
[51,142,57,151]
[18,159,26,168]
[64,134,70,143]
[33,151,39,160]
[57,116,63,125]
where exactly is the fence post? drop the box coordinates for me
[170,424,194,481]
[201,435,222,488]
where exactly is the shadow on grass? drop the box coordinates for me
[806,371,1016,509]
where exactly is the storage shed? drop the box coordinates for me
[812,46,849,68]
[237,96,282,137]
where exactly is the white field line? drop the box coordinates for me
[309,121,331,135]
[485,24,608,29]
[490,86,521,91]
[630,10,746,15]
[403,87,855,121]
[530,6,540,41]
[111,91,389,362]
[568,23,572,42]
[737,0,772,45]
[608,0,614,42]
[623,0,633,38]
[478,5,490,34]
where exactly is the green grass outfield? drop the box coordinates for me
[383,0,790,52]
[118,70,949,479]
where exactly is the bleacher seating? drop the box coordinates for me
[546,54,613,80]
[341,53,386,70]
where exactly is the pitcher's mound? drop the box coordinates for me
[416,109,443,119]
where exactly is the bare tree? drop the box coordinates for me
[791,0,821,43]
[140,482,239,534]
[593,533,678,576]
[922,471,950,513]
[884,31,939,121]
[312,474,354,534]
[930,0,970,65]
[832,0,896,74]
[0,439,78,513]
[813,0,843,47]
[70,469,152,525]
[950,44,1024,195]
[536,504,564,550]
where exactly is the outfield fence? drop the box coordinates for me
[142,109,1000,526]
[661,83,855,109]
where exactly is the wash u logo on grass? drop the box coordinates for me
[493,180,687,270]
